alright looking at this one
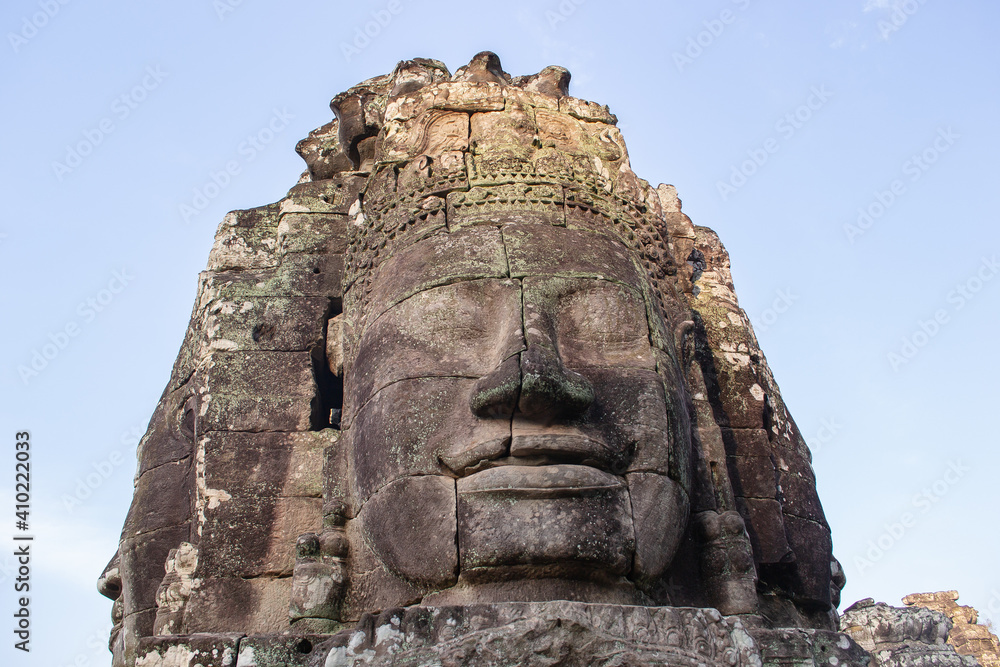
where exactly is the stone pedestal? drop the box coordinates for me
[136,602,871,667]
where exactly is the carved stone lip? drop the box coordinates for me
[457,463,623,498]
[108,620,121,653]
[509,431,617,469]
[442,429,621,478]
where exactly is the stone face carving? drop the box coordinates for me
[341,220,692,610]
[100,52,853,667]
[841,597,981,667]
[903,591,1000,667]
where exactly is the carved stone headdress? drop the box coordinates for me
[327,53,684,349]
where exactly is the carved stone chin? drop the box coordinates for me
[102,51,864,667]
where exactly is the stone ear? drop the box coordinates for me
[674,320,696,371]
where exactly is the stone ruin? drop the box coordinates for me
[902,592,999,666]
[840,592,1000,667]
[97,52,977,667]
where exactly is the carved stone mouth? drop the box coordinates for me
[439,436,512,476]
[459,464,623,498]
[509,432,618,471]
[441,428,620,478]
[108,620,122,653]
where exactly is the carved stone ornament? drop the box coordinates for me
[100,52,871,667]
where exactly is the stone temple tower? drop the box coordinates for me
[99,52,873,666]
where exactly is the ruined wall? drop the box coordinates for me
[904,591,1000,667]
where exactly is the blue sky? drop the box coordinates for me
[1,1,998,663]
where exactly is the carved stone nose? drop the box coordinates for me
[97,552,122,601]
[518,344,594,419]
[469,345,594,421]
[469,355,520,419]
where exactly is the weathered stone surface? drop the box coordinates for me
[347,278,523,410]
[202,430,330,499]
[535,278,655,370]
[202,295,330,352]
[199,495,322,577]
[354,225,508,328]
[125,458,194,537]
[277,213,348,255]
[120,524,193,617]
[751,628,872,667]
[446,182,565,228]
[736,497,793,565]
[195,430,331,586]
[902,591,1000,667]
[722,427,772,458]
[340,516,426,619]
[207,205,281,272]
[133,606,872,667]
[200,351,318,432]
[729,455,778,500]
[842,598,980,667]
[296,118,354,180]
[104,51,848,667]
[289,531,347,624]
[135,633,241,667]
[283,176,367,215]
[378,110,470,162]
[313,602,865,667]
[205,351,314,396]
[627,472,689,583]
[347,376,510,504]
[182,576,294,634]
[693,510,758,616]
[278,252,345,296]
[782,514,834,609]
[133,388,196,477]
[506,222,640,281]
[356,474,457,587]
[457,464,634,576]
[470,106,537,159]
[236,635,328,666]
[201,394,315,432]
[152,543,199,635]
